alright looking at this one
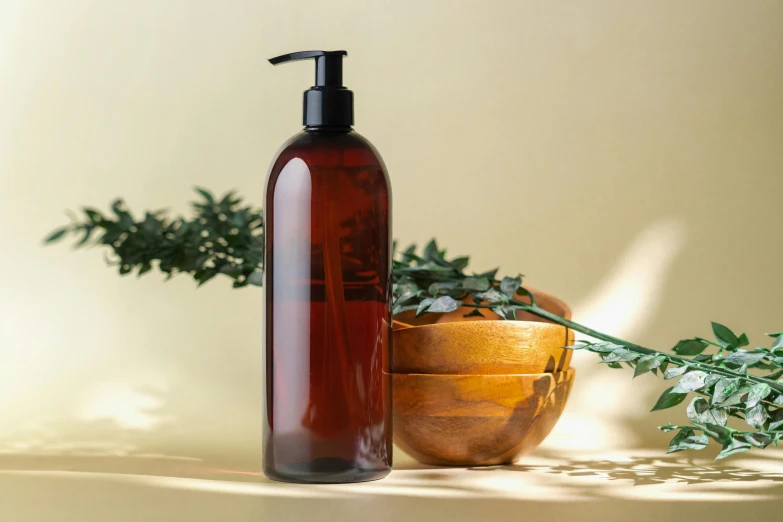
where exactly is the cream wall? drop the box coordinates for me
[1,0,782,462]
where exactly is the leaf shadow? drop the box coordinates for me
[476,454,783,487]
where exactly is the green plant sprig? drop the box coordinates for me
[45,189,264,288]
[45,188,783,460]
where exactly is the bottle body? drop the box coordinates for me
[263,130,392,483]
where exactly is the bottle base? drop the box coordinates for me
[263,457,391,484]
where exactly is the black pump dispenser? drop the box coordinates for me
[269,50,353,129]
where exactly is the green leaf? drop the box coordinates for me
[218,190,237,206]
[671,370,709,393]
[231,211,247,228]
[658,423,678,433]
[769,409,783,431]
[737,333,750,348]
[686,397,709,424]
[247,272,264,286]
[676,435,709,451]
[710,408,729,426]
[685,397,728,426]
[75,226,94,247]
[724,350,767,366]
[394,291,416,306]
[634,355,664,378]
[701,423,733,445]
[392,303,418,315]
[195,187,215,204]
[601,348,641,364]
[416,298,436,317]
[196,269,217,286]
[772,335,783,351]
[746,383,772,408]
[474,288,507,304]
[428,282,457,296]
[478,268,498,280]
[712,379,734,402]
[588,342,625,354]
[705,373,722,387]
[773,394,783,406]
[44,227,69,243]
[651,386,687,411]
[423,239,440,262]
[745,404,769,429]
[673,339,708,356]
[712,322,740,349]
[720,390,748,408]
[715,438,751,460]
[450,256,470,272]
[764,370,783,381]
[667,428,694,453]
[399,244,417,263]
[111,200,134,229]
[664,365,688,380]
[499,276,521,296]
[744,432,772,448]
[461,277,491,292]
[427,296,461,313]
[83,208,103,223]
[491,305,517,320]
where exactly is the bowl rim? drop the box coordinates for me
[393,317,569,334]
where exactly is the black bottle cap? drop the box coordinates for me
[269,50,353,129]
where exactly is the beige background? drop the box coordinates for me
[1,0,783,519]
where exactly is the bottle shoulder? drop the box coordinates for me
[268,130,388,171]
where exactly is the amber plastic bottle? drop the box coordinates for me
[262,51,392,483]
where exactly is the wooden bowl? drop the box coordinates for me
[392,287,573,374]
[393,369,575,466]
[393,320,573,374]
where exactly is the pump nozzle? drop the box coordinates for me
[269,50,353,129]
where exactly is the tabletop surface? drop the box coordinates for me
[2,448,782,522]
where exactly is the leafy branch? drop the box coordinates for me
[46,188,783,459]
[45,189,264,288]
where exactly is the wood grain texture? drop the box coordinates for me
[392,320,572,374]
[393,370,575,466]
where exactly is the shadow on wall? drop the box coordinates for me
[0,385,176,458]
[541,217,689,452]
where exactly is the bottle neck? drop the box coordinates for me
[304,125,353,134]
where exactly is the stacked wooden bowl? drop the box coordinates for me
[391,289,575,466]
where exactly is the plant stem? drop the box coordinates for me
[665,424,783,437]
[513,300,783,394]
